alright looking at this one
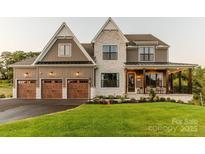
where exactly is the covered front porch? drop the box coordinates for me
[125,62,196,95]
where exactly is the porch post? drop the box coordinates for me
[125,69,128,94]
[143,69,146,94]
[188,68,192,94]
[178,71,182,93]
[166,70,169,94]
[170,73,173,93]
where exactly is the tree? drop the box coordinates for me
[0,51,39,81]
[192,66,205,100]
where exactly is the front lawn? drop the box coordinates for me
[0,102,204,137]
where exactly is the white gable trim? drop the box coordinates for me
[33,22,95,65]
[91,17,129,43]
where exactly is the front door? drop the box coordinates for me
[127,73,135,92]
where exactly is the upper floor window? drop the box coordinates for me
[139,47,155,62]
[102,45,118,60]
[58,43,72,57]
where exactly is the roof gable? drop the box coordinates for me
[33,22,95,65]
[92,17,129,43]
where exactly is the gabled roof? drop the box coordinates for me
[125,34,169,47]
[33,22,95,65]
[92,17,129,43]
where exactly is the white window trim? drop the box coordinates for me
[138,46,155,62]
[102,44,118,60]
[58,43,72,57]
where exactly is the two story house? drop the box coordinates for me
[10,18,196,102]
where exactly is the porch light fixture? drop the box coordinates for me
[24,72,29,77]
[76,72,80,77]
[49,71,54,77]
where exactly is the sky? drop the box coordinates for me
[0,17,204,66]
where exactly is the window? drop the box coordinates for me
[102,45,118,60]
[58,43,71,57]
[101,73,119,87]
[146,73,163,88]
[139,47,155,61]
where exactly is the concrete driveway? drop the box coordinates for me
[0,99,85,124]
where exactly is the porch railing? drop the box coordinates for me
[135,87,167,94]
[172,86,189,94]
[134,86,189,94]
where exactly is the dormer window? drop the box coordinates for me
[58,43,72,57]
[139,47,155,62]
[102,45,118,60]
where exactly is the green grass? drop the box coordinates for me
[0,80,12,97]
[0,102,205,137]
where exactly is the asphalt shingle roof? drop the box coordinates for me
[124,34,169,46]
[10,56,37,66]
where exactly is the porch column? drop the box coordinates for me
[125,69,128,94]
[188,68,192,94]
[170,73,173,93]
[166,70,169,94]
[143,69,146,94]
[178,71,182,93]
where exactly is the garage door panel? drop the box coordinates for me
[67,80,89,99]
[17,80,36,99]
[42,79,62,99]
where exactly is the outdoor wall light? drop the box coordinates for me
[24,72,29,77]
[76,72,80,77]
[49,71,54,77]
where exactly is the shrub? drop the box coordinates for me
[130,98,137,103]
[0,94,6,98]
[166,97,171,102]
[149,89,156,101]
[177,100,184,104]
[115,95,122,99]
[124,94,128,99]
[159,97,166,102]
[170,99,176,103]
[108,95,114,99]
[192,99,202,106]
[96,95,105,99]
[100,99,108,104]
[119,96,126,103]
[153,97,158,102]
[139,97,146,103]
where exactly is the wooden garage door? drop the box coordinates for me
[42,79,62,99]
[67,79,89,99]
[17,80,36,99]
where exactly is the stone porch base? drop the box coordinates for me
[127,93,193,103]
